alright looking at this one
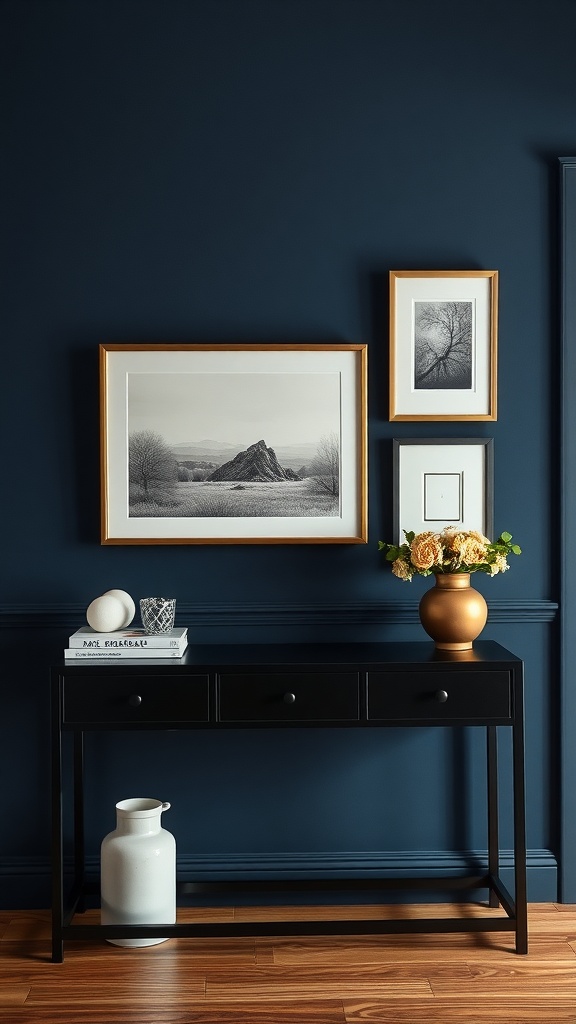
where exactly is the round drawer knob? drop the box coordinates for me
[283,692,296,704]
[128,693,142,707]
[435,689,449,703]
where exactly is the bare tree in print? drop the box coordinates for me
[414,300,473,390]
[309,432,340,497]
[129,430,177,500]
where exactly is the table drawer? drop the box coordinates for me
[218,672,360,723]
[367,670,512,723]
[63,675,210,725]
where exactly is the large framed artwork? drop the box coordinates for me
[100,343,368,545]
[393,437,494,546]
[389,270,498,421]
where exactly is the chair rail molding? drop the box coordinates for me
[0,600,558,631]
[559,156,576,902]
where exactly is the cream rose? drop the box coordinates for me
[410,532,443,571]
[457,535,489,566]
[392,557,413,581]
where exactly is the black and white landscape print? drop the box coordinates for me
[414,300,473,390]
[127,371,341,519]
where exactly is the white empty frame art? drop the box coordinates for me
[393,438,494,545]
[389,271,498,421]
[424,472,462,522]
[100,343,368,545]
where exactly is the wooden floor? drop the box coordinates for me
[1,903,576,1023]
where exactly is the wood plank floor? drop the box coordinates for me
[1,903,576,1023]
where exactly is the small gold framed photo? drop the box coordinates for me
[389,270,498,421]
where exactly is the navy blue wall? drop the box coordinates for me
[1,0,571,906]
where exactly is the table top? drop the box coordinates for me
[55,639,522,672]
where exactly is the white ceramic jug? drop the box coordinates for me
[100,797,176,947]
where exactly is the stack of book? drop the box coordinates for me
[64,626,188,660]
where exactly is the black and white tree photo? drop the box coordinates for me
[414,300,473,390]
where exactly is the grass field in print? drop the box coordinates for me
[129,478,339,519]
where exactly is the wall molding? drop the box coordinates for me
[0,849,557,908]
[559,156,576,901]
[0,599,559,630]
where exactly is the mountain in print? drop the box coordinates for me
[208,440,301,483]
[171,438,319,470]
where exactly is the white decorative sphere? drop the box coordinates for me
[86,594,127,633]
[103,589,136,628]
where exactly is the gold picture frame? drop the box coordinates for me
[389,270,498,421]
[100,342,368,545]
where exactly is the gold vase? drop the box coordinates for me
[418,572,488,651]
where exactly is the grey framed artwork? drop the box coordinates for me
[100,342,368,545]
[389,270,498,421]
[393,437,494,545]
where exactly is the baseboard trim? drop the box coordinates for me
[0,849,558,908]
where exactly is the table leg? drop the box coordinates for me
[487,726,499,908]
[50,675,64,963]
[513,672,528,954]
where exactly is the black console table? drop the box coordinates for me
[51,640,527,961]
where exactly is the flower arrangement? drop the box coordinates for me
[378,529,521,582]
